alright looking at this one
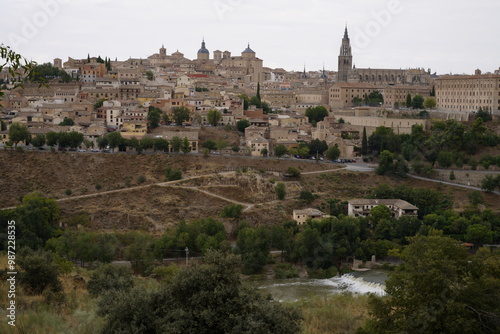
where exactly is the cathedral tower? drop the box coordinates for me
[337,26,353,82]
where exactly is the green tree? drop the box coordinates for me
[94,97,107,110]
[165,167,182,181]
[465,224,493,245]
[145,70,154,81]
[18,249,62,295]
[154,138,169,152]
[97,251,302,334]
[360,236,500,334]
[170,136,182,152]
[59,117,75,126]
[325,144,341,161]
[308,139,328,155]
[274,144,288,158]
[412,94,425,109]
[369,126,400,154]
[287,166,301,178]
[261,148,268,157]
[106,131,123,152]
[481,175,499,193]
[405,93,412,108]
[299,190,315,204]
[172,106,191,125]
[370,205,392,223]
[147,108,161,129]
[87,264,134,296]
[206,109,222,127]
[276,182,286,200]
[236,119,250,132]
[220,203,244,219]
[361,127,368,155]
[424,97,437,110]
[305,106,329,125]
[181,137,191,154]
[67,131,84,149]
[202,139,217,151]
[236,228,271,274]
[9,122,30,147]
[31,134,46,148]
[46,131,59,147]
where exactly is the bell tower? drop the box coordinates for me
[337,26,353,82]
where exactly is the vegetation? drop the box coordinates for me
[305,106,329,126]
[206,109,222,127]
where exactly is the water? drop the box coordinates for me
[252,270,388,302]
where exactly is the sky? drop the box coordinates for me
[1,0,499,75]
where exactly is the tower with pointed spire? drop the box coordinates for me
[301,65,308,79]
[160,44,166,57]
[337,25,353,82]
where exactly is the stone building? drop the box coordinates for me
[435,73,500,114]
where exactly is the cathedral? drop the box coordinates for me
[337,27,431,86]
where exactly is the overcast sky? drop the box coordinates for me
[2,0,499,75]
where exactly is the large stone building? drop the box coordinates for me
[435,73,500,114]
[337,27,431,86]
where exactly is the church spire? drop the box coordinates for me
[344,24,349,39]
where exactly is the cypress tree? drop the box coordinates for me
[361,127,368,155]
[256,82,261,104]
[406,94,412,108]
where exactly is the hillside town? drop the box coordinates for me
[1,28,499,158]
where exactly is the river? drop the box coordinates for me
[252,270,388,302]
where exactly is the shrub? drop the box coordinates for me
[18,249,62,295]
[65,189,72,196]
[87,264,134,296]
[165,167,182,181]
[275,183,286,200]
[137,175,146,184]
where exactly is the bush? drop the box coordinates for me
[18,249,62,295]
[220,203,244,219]
[65,189,72,196]
[87,264,134,296]
[95,184,102,190]
[275,183,286,200]
[165,167,182,181]
[287,166,301,178]
[274,263,299,279]
[137,175,146,184]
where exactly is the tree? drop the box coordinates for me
[305,106,329,125]
[261,148,268,157]
[165,167,182,181]
[9,122,30,147]
[361,127,368,155]
[154,138,169,152]
[325,144,341,161]
[424,97,437,110]
[181,137,191,154]
[96,135,108,150]
[274,144,288,158]
[46,131,59,147]
[405,93,412,108]
[0,45,37,99]
[308,139,328,155]
[18,249,62,295]
[94,98,107,110]
[31,134,46,148]
[236,228,271,274]
[14,192,60,250]
[299,190,315,204]
[67,131,84,149]
[206,109,222,127]
[59,117,75,126]
[97,251,302,334]
[238,93,250,110]
[147,108,161,129]
[287,167,301,178]
[412,94,425,109]
[106,131,123,152]
[359,236,500,334]
[369,126,400,155]
[170,136,182,152]
[145,70,154,81]
[87,264,134,296]
[220,203,244,219]
[275,183,286,200]
[172,106,191,125]
[465,224,493,245]
[481,175,500,193]
[236,119,250,132]
[202,139,217,151]
[376,150,395,175]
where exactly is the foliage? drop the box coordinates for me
[305,106,329,126]
[359,236,500,334]
[275,182,286,200]
[368,126,400,155]
[299,190,316,204]
[164,167,182,181]
[181,137,191,154]
[9,122,30,147]
[98,251,302,334]
[206,109,222,127]
[361,127,368,155]
[424,97,437,109]
[481,175,500,193]
[376,150,408,177]
[59,117,75,126]
[236,227,271,274]
[18,248,62,295]
[87,264,134,296]
[286,167,301,178]
[172,106,191,125]
[147,107,161,129]
[274,144,288,158]
[325,144,341,161]
[0,44,37,99]
[31,134,46,148]
[202,139,217,151]
[170,136,182,152]
[308,139,328,155]
[220,203,244,219]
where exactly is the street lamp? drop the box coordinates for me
[185,247,189,266]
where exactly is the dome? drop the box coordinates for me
[198,40,209,54]
[242,43,255,54]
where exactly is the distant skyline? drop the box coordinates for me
[2,0,499,75]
